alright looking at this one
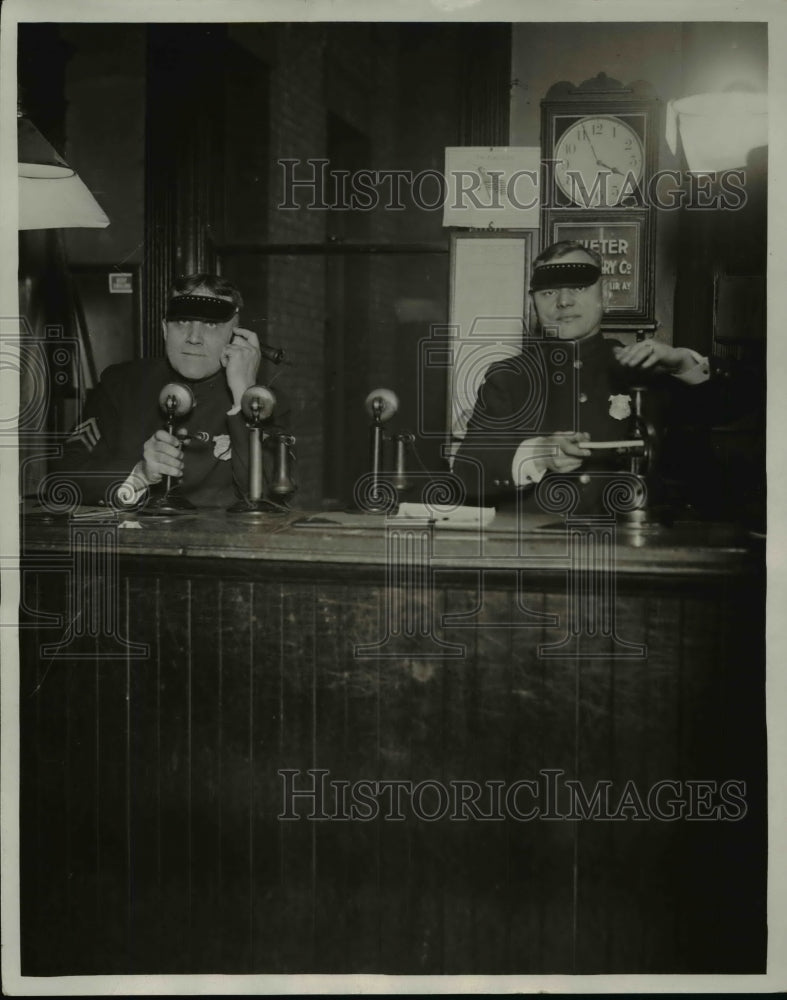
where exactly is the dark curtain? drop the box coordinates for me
[458,24,511,146]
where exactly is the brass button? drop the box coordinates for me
[492,479,500,486]
[573,360,583,369]
[579,392,588,403]
[579,474,591,485]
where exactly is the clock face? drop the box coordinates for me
[553,115,644,207]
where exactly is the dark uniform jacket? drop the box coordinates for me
[51,358,281,508]
[453,333,704,514]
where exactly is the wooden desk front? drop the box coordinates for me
[18,510,766,975]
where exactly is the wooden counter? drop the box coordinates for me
[18,508,766,975]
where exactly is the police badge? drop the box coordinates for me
[212,434,232,460]
[608,394,632,420]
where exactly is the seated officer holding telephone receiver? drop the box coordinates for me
[454,241,715,514]
[55,273,283,508]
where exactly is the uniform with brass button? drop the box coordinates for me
[453,242,712,515]
[50,273,289,510]
[455,331,645,513]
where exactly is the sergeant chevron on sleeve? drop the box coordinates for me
[53,273,286,509]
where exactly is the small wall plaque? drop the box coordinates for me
[108,272,133,294]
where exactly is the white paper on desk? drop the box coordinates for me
[443,146,541,229]
[395,502,495,529]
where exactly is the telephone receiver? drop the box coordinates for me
[229,331,291,366]
[176,428,211,451]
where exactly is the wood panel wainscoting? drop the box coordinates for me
[18,509,766,975]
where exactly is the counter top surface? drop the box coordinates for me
[19,505,765,578]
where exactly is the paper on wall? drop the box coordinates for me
[443,146,541,229]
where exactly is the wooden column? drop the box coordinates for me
[143,25,225,356]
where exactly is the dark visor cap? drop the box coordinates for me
[530,261,601,293]
[165,294,238,323]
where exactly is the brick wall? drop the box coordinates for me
[264,24,401,507]
[42,22,466,508]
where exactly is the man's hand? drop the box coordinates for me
[138,429,184,485]
[538,431,592,474]
[221,327,262,407]
[613,340,699,375]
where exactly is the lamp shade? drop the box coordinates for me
[17,116,74,179]
[17,114,110,229]
[18,171,110,230]
[665,92,767,173]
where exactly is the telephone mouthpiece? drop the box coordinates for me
[241,385,276,422]
[364,388,399,421]
[158,382,195,418]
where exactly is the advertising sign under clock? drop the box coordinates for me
[541,74,660,331]
[552,220,641,311]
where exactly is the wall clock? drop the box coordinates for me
[553,114,645,207]
[541,74,660,331]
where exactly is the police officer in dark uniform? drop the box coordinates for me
[55,273,282,508]
[453,241,710,512]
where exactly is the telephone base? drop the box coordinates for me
[227,497,288,516]
[137,491,196,517]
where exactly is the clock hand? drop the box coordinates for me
[581,126,602,164]
[581,129,626,179]
[596,159,624,177]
